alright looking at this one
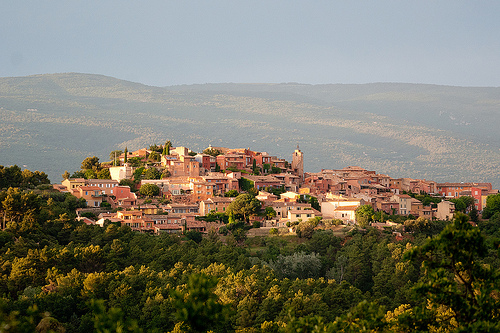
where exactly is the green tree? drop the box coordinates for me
[148,151,160,162]
[61,170,71,180]
[469,206,479,223]
[460,196,475,212]
[252,159,259,175]
[265,206,277,219]
[308,196,320,211]
[84,169,97,179]
[226,194,261,222]
[149,144,162,153]
[162,141,172,155]
[133,167,145,180]
[295,220,315,239]
[0,165,23,188]
[355,205,374,228]
[171,273,230,332]
[404,216,430,233]
[482,193,500,219]
[239,177,254,193]
[36,316,66,333]
[109,150,123,165]
[268,252,322,279]
[97,168,111,179]
[402,212,500,331]
[224,189,239,197]
[185,230,203,243]
[2,187,41,231]
[90,299,142,333]
[119,179,136,190]
[450,196,475,213]
[144,168,161,180]
[128,157,143,168]
[270,166,281,174]
[29,170,49,186]
[124,147,128,163]
[81,156,101,171]
[71,171,85,178]
[139,183,160,197]
[329,300,389,333]
[202,147,222,157]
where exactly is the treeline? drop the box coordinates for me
[0,165,50,189]
[0,184,500,331]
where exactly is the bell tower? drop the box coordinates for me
[292,144,304,183]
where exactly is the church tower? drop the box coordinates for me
[292,144,304,183]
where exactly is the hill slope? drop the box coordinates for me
[1,73,499,187]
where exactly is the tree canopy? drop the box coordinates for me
[0,166,499,332]
[355,204,374,228]
[202,147,222,157]
[139,183,160,197]
[482,193,500,219]
[226,193,261,222]
[81,156,101,171]
[0,165,50,189]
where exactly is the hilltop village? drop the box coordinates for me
[2,142,500,332]
[55,142,499,235]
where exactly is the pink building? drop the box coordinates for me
[113,186,137,207]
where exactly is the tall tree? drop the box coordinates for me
[61,170,71,180]
[162,141,172,155]
[202,147,222,157]
[482,193,500,219]
[355,205,374,228]
[97,168,111,179]
[402,213,500,331]
[81,156,101,171]
[109,150,123,166]
[139,183,160,197]
[171,273,230,332]
[144,168,161,180]
[226,193,261,222]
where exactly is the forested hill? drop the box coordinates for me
[1,183,500,331]
[1,73,500,186]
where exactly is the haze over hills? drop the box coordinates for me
[0,73,499,187]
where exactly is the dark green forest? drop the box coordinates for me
[1,172,500,332]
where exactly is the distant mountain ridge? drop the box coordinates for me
[1,73,499,187]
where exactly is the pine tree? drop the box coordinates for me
[62,170,71,180]
[163,140,172,155]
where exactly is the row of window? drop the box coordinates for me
[93,183,117,188]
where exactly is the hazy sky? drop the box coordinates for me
[2,1,500,87]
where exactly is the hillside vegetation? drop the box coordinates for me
[1,182,500,331]
[1,73,499,186]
